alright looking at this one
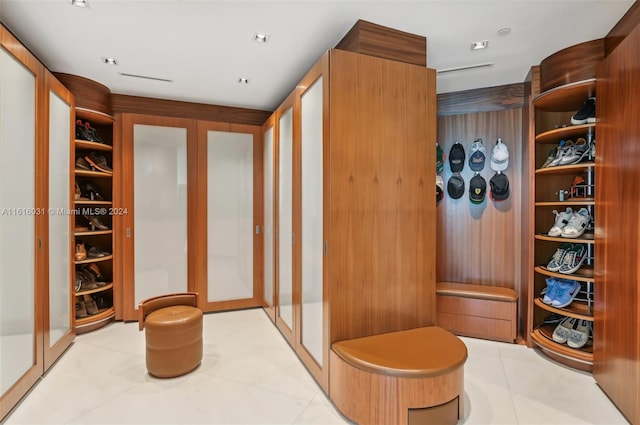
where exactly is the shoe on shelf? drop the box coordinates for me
[83,214,109,231]
[87,246,111,258]
[543,313,564,325]
[561,208,591,238]
[558,138,591,166]
[83,121,103,143]
[85,152,112,174]
[75,181,81,200]
[551,279,581,308]
[75,300,88,318]
[552,317,577,343]
[83,294,99,315]
[541,147,557,168]
[75,119,90,141]
[548,208,573,237]
[76,270,98,291]
[571,97,596,125]
[549,140,574,167]
[542,277,559,304]
[568,176,586,199]
[82,263,108,286]
[79,181,105,201]
[75,221,90,232]
[75,240,87,261]
[559,244,587,274]
[567,320,592,348]
[75,157,91,171]
[547,243,573,272]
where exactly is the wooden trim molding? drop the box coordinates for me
[604,1,640,57]
[437,83,525,116]
[53,73,112,116]
[539,39,604,92]
[111,94,271,127]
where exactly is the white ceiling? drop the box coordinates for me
[0,0,634,112]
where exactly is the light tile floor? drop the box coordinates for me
[5,309,629,424]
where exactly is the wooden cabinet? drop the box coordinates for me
[594,19,640,424]
[264,48,437,392]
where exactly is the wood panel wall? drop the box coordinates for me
[328,49,437,343]
[594,18,640,425]
[436,108,522,294]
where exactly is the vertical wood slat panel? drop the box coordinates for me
[436,109,522,292]
[328,49,436,344]
[594,19,640,425]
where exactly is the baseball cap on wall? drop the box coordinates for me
[469,173,487,204]
[468,139,486,172]
[436,143,445,174]
[436,175,444,202]
[447,174,465,199]
[490,172,510,201]
[490,138,509,172]
[449,142,465,173]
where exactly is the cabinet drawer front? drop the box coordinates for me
[437,295,515,320]
[437,312,514,343]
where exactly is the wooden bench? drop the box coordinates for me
[329,326,467,425]
[436,282,518,343]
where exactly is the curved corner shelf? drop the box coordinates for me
[75,170,113,178]
[535,200,595,207]
[75,282,113,297]
[533,298,593,321]
[75,307,115,334]
[75,140,113,151]
[535,233,594,244]
[75,200,112,206]
[75,107,114,125]
[533,79,596,112]
[531,326,593,367]
[75,255,113,265]
[74,230,113,237]
[535,124,596,144]
[535,265,594,283]
[535,163,594,175]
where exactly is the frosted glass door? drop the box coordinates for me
[300,77,324,365]
[278,107,293,329]
[206,131,253,302]
[0,47,37,394]
[133,125,188,307]
[48,90,71,347]
[263,126,274,308]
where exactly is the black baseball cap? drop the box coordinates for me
[490,172,510,201]
[469,174,487,204]
[447,174,465,199]
[436,175,444,202]
[449,143,465,173]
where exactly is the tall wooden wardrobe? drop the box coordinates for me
[262,43,437,392]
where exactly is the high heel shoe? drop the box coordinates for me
[83,214,109,231]
[79,181,105,201]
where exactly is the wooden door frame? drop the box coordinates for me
[261,115,276,323]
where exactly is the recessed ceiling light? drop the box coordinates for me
[497,28,512,36]
[253,33,270,43]
[102,57,118,65]
[471,40,489,50]
[238,78,250,84]
[70,0,88,7]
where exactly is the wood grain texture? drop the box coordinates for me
[111,94,271,127]
[604,1,640,57]
[594,19,640,425]
[112,114,124,320]
[436,109,522,294]
[261,114,276,323]
[53,73,112,116]
[328,49,437,343]
[335,19,427,67]
[437,83,525,116]
[539,39,604,92]
[329,349,463,425]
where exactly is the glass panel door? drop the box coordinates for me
[277,107,294,330]
[132,124,188,307]
[47,89,72,349]
[0,47,37,395]
[300,77,324,366]
[206,130,254,302]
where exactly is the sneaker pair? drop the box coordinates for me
[542,277,581,308]
[571,97,596,125]
[557,138,591,166]
[547,243,587,274]
[548,208,590,238]
[552,317,592,348]
[75,119,103,143]
[547,139,573,167]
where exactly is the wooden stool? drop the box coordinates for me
[330,326,467,425]
[138,292,203,378]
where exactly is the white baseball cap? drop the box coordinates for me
[490,138,509,172]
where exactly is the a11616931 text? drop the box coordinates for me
[0,207,128,216]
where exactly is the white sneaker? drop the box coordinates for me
[561,208,590,238]
[548,208,573,237]
[552,317,577,344]
[558,138,590,166]
[567,320,591,348]
[549,140,574,167]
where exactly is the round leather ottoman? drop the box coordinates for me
[144,305,203,378]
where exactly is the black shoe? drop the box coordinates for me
[85,152,112,173]
[571,97,595,125]
[83,121,103,143]
[87,246,111,258]
[79,181,105,201]
[543,313,564,325]
[83,214,109,231]
[76,157,92,171]
[76,119,91,141]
